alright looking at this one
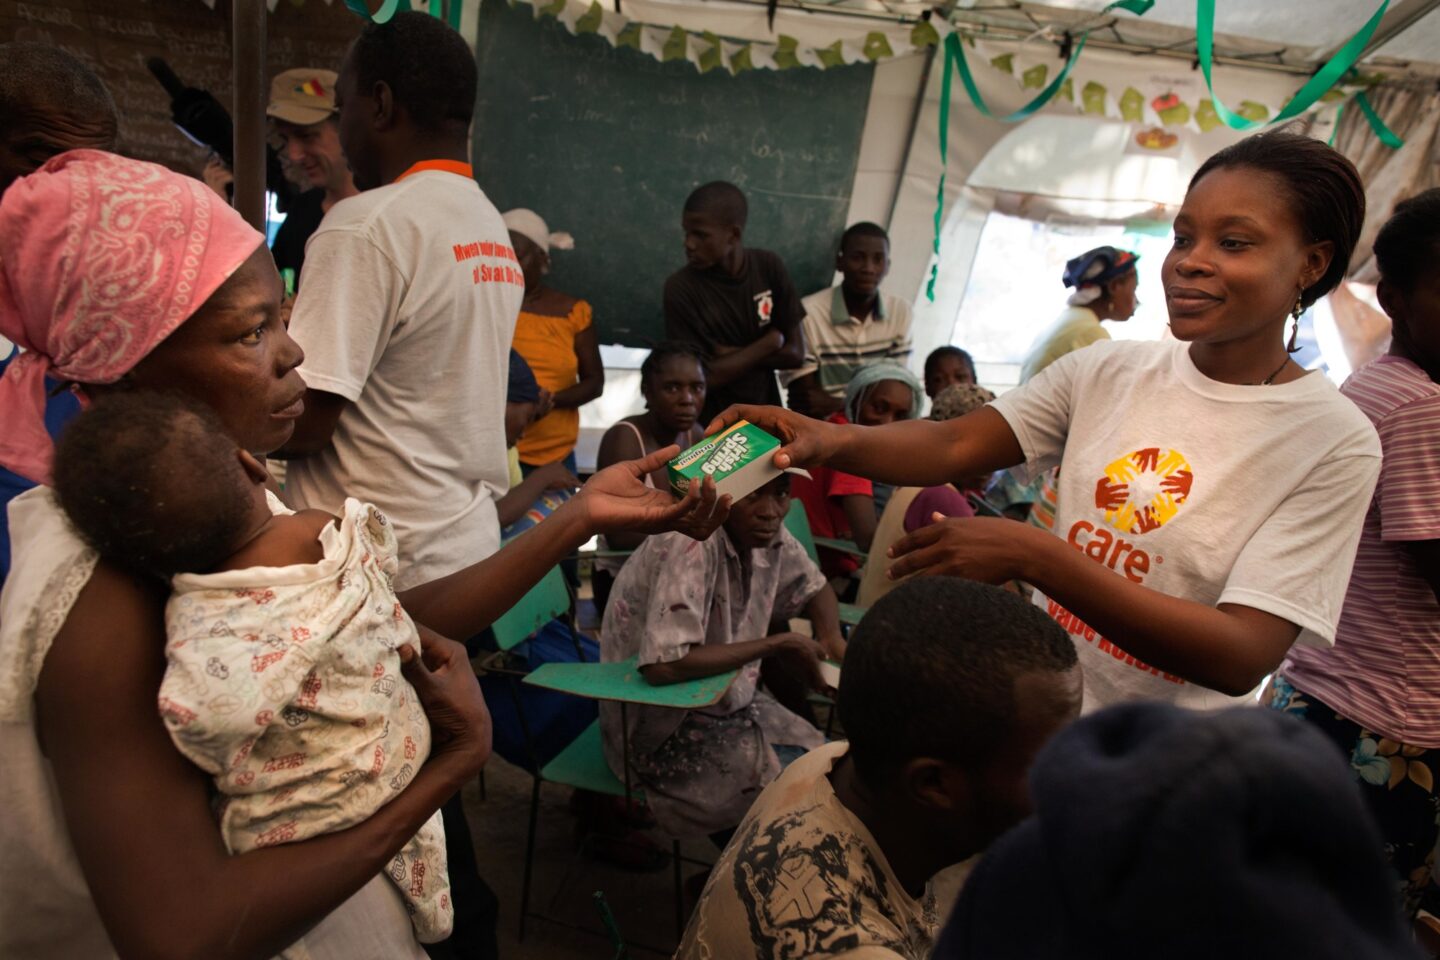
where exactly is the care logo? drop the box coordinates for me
[1094,447,1193,535]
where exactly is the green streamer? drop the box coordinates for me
[924,28,957,302]
[344,0,401,22]
[1356,91,1405,148]
[1197,0,1389,131]
[948,29,1089,123]
[926,0,1150,300]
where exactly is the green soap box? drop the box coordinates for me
[667,420,784,501]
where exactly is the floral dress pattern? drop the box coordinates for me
[1270,674,1440,918]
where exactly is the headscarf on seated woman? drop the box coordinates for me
[0,149,262,485]
[842,360,923,427]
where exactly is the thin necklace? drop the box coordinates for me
[1251,356,1291,386]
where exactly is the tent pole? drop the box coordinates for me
[885,1,958,228]
[885,42,940,228]
[1320,0,1440,62]
[233,0,269,232]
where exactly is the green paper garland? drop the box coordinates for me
[865,32,895,62]
[1197,0,1388,131]
[575,0,602,33]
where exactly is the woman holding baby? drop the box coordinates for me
[0,151,725,959]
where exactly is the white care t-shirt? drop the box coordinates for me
[990,339,1380,713]
[286,164,522,590]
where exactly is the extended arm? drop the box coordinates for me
[711,405,1026,488]
[398,447,722,639]
[36,564,484,960]
[593,423,648,551]
[889,519,1300,696]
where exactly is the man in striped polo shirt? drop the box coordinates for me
[1273,188,1440,924]
[784,222,913,419]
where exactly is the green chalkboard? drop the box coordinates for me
[473,0,874,346]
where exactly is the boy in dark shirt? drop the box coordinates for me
[663,181,805,423]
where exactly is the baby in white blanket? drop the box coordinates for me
[52,392,452,946]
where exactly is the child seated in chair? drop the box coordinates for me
[599,474,845,843]
[52,391,455,947]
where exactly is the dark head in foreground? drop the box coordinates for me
[934,703,1424,960]
[836,577,1082,877]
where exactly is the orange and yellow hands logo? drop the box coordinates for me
[1094,447,1192,535]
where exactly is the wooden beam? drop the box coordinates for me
[232,0,268,232]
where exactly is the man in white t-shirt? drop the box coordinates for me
[277,13,520,594]
[273,14,513,959]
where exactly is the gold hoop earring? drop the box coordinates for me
[1287,291,1303,354]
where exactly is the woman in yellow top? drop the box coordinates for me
[1018,246,1139,383]
[505,208,606,471]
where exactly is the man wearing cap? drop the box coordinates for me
[266,67,358,288]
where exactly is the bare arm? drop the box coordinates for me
[709,404,1025,489]
[803,584,846,660]
[398,447,723,639]
[841,494,878,553]
[495,462,579,528]
[766,318,805,370]
[593,422,649,551]
[641,633,824,686]
[889,518,1300,696]
[552,325,605,409]
[787,372,845,420]
[703,329,786,388]
[35,565,487,960]
[271,388,348,459]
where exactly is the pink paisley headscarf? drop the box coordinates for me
[0,149,264,485]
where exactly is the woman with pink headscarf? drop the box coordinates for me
[0,151,725,959]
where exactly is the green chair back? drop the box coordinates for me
[784,499,819,564]
[491,565,571,652]
[538,720,634,798]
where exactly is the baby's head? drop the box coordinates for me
[53,391,271,577]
